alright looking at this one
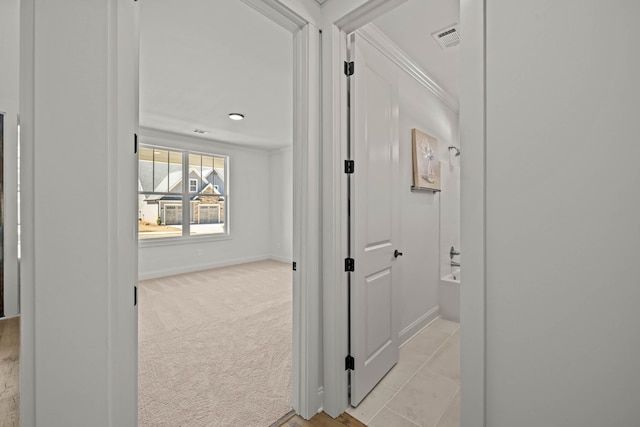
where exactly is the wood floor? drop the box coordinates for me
[0,316,19,427]
[278,412,367,427]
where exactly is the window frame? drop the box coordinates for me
[138,142,230,246]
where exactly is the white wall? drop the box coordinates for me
[138,129,274,280]
[483,1,640,426]
[0,0,20,318]
[396,48,459,341]
[269,147,293,262]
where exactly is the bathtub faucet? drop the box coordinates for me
[450,261,461,268]
[450,246,460,259]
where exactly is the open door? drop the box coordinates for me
[348,33,401,406]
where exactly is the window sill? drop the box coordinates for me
[138,233,232,248]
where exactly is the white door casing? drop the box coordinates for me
[349,32,401,406]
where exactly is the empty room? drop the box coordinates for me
[136,1,294,425]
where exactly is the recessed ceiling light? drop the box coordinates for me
[229,113,245,121]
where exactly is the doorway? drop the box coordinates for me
[344,22,461,426]
[319,0,469,422]
[136,1,305,425]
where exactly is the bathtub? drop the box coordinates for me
[439,270,460,323]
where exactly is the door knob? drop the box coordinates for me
[394,249,403,258]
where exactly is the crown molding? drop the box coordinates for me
[240,0,308,32]
[357,23,459,113]
[335,0,408,34]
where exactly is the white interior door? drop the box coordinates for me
[348,32,401,406]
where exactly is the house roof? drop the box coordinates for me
[138,160,224,193]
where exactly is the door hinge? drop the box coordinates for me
[344,160,355,174]
[344,61,354,76]
[134,133,138,154]
[134,285,138,306]
[345,355,355,370]
[345,258,355,272]
[292,261,297,271]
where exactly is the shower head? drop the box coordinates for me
[448,146,460,156]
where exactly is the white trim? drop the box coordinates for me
[189,178,198,192]
[291,23,323,419]
[108,2,140,425]
[460,0,486,425]
[398,305,440,345]
[138,233,232,248]
[18,1,35,424]
[357,24,459,113]
[334,0,407,34]
[0,111,19,318]
[269,255,293,263]
[320,24,350,418]
[138,254,272,281]
[240,0,308,32]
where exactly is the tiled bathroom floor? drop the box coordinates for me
[346,318,460,427]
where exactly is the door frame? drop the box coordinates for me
[320,0,487,424]
[19,0,324,423]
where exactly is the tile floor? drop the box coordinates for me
[346,318,460,427]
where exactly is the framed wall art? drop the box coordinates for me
[411,128,441,192]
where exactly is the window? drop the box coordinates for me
[138,144,228,240]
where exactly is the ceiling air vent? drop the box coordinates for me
[432,24,460,49]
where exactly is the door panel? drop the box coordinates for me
[365,268,392,359]
[349,33,400,406]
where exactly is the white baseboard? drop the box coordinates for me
[138,254,271,280]
[399,305,440,346]
[270,255,293,263]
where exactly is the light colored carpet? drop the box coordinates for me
[138,260,292,427]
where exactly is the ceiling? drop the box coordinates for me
[139,0,458,151]
[140,0,293,150]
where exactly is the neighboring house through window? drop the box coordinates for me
[138,144,228,240]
